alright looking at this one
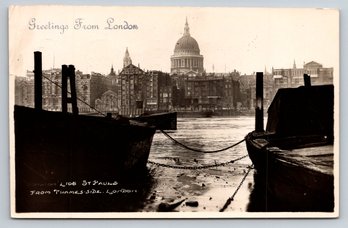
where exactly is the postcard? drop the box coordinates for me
[9,5,339,218]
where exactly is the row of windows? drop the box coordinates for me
[171,58,203,68]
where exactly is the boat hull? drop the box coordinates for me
[14,105,156,212]
[133,111,177,130]
[245,132,334,212]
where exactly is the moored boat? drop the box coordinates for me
[14,52,156,212]
[14,105,156,179]
[132,111,177,130]
[245,73,335,212]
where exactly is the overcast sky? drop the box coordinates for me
[9,6,339,77]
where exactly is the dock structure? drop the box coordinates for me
[255,72,264,132]
[61,64,79,115]
[34,51,42,110]
[304,73,311,87]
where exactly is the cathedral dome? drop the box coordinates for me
[170,18,204,75]
[174,35,200,55]
[173,19,200,55]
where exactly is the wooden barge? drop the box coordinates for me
[14,52,156,212]
[245,73,335,212]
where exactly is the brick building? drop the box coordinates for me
[145,71,172,112]
[117,63,147,116]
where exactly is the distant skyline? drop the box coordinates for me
[9,6,339,77]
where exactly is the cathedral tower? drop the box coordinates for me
[170,18,204,75]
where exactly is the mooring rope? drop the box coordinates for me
[160,129,246,153]
[219,165,254,212]
[148,154,248,170]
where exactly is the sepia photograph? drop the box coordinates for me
[9,5,339,218]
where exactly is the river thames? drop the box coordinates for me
[143,116,257,212]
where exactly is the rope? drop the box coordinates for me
[160,129,245,153]
[42,75,107,117]
[219,165,254,212]
[148,154,248,170]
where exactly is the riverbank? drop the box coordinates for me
[141,117,256,212]
[142,160,254,212]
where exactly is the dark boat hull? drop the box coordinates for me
[245,132,334,212]
[133,111,177,130]
[14,105,156,212]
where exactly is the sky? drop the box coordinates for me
[9,6,339,77]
